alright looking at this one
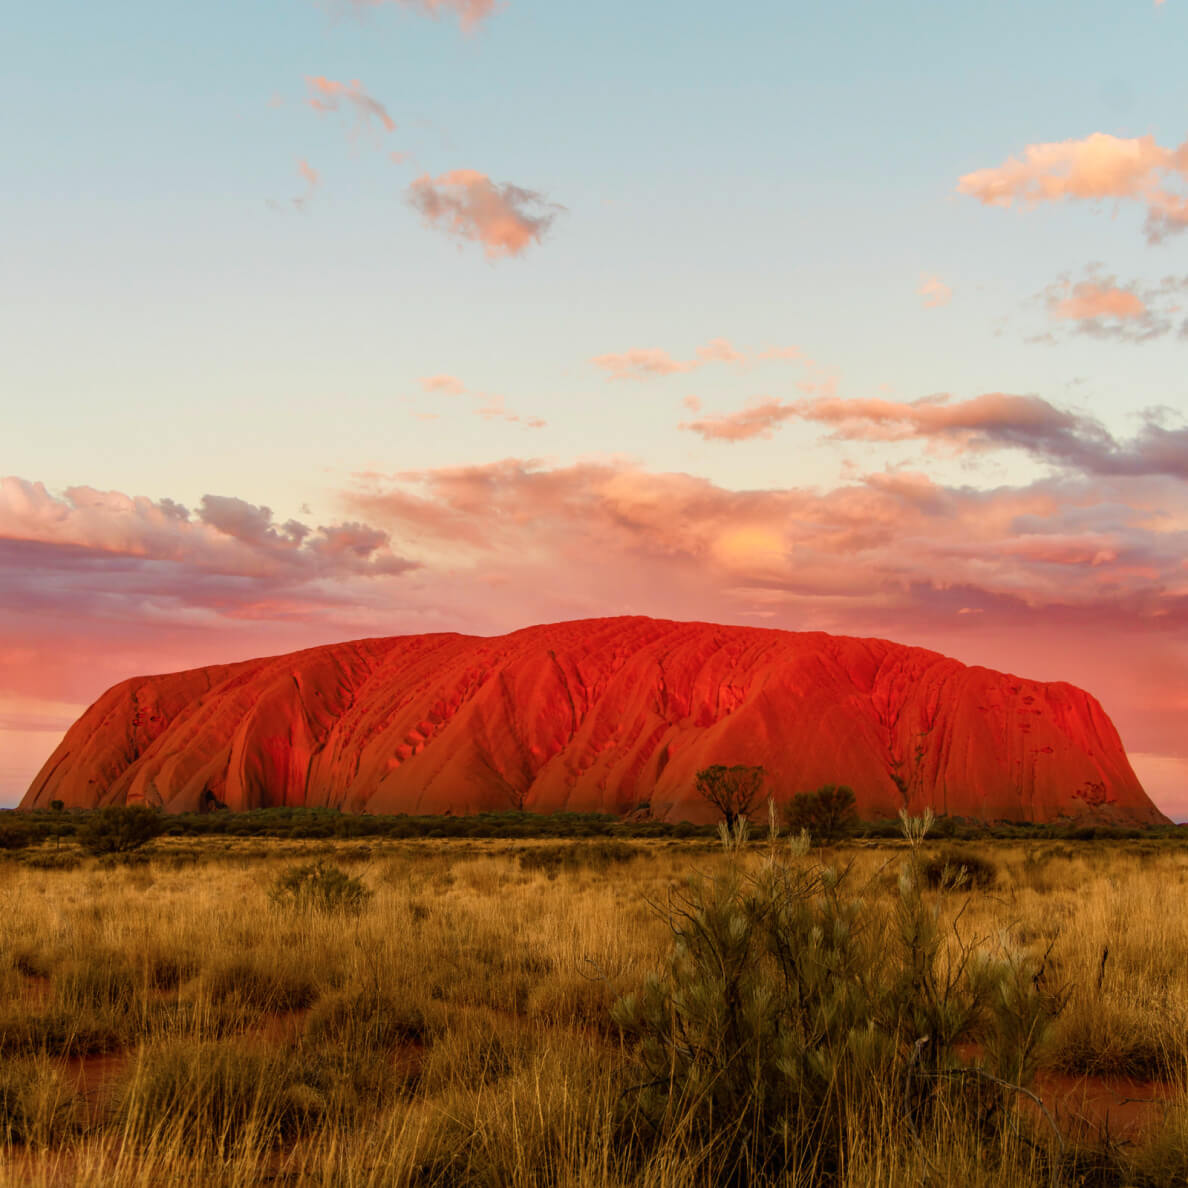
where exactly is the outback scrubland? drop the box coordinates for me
[3,816,1188,1186]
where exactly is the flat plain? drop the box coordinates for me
[3,829,1188,1186]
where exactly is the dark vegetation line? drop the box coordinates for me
[0,804,1178,849]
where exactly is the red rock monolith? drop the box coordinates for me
[20,616,1165,824]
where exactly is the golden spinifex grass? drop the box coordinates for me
[3,830,1188,1185]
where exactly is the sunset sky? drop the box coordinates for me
[3,0,1187,813]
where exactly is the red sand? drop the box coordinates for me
[20,616,1165,823]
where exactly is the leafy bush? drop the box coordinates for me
[921,847,998,891]
[77,805,166,855]
[612,811,1064,1182]
[783,783,858,838]
[269,861,372,915]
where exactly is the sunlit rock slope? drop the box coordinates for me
[21,617,1165,824]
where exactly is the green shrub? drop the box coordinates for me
[269,861,372,915]
[77,805,166,855]
[612,811,1063,1182]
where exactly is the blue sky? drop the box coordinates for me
[3,0,1187,810]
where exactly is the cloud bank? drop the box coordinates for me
[3,458,1186,808]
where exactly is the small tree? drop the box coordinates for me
[77,805,166,855]
[694,765,765,829]
[784,784,858,838]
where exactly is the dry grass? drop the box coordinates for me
[2,833,1188,1184]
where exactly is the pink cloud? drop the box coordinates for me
[1050,282,1146,321]
[1037,266,1188,341]
[787,392,1188,479]
[592,338,746,381]
[474,395,547,428]
[590,348,697,381]
[341,0,499,32]
[346,459,1185,606]
[695,337,744,364]
[293,159,320,212]
[407,170,562,258]
[0,478,415,583]
[680,398,799,442]
[305,76,396,134]
[414,374,543,425]
[420,373,466,394]
[958,131,1188,242]
[918,274,953,308]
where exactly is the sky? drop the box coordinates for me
[2,0,1187,814]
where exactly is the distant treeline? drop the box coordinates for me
[0,805,1178,848]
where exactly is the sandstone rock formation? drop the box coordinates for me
[21,617,1165,823]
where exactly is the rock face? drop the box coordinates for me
[20,617,1165,824]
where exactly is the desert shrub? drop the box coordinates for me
[156,847,204,869]
[19,850,82,871]
[115,1040,327,1153]
[612,811,1064,1182]
[141,949,199,992]
[0,822,34,851]
[77,805,166,855]
[0,1008,122,1058]
[0,1058,79,1146]
[418,1015,525,1095]
[268,861,372,915]
[305,987,436,1052]
[783,784,859,838]
[97,850,154,869]
[54,954,139,1014]
[518,840,637,876]
[921,847,998,891]
[9,946,52,981]
[202,956,318,1013]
